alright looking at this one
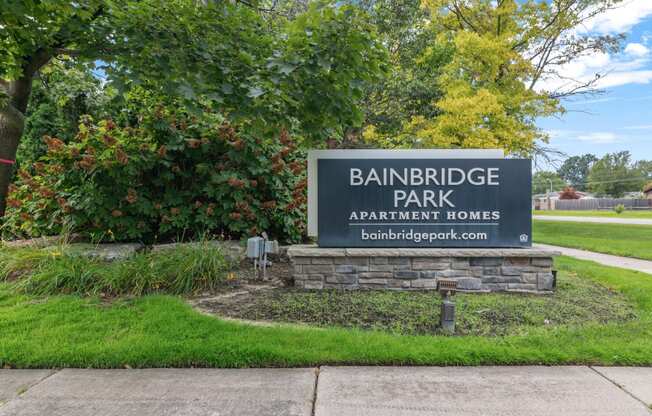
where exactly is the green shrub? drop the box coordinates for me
[2,243,232,296]
[613,204,625,214]
[3,91,307,243]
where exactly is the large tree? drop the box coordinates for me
[367,0,623,153]
[532,171,566,195]
[557,154,598,191]
[588,151,645,197]
[0,0,384,216]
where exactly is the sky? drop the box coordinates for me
[536,0,652,167]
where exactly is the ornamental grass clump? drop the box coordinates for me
[2,242,232,297]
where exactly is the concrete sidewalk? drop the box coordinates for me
[1,366,650,415]
[533,215,652,225]
[535,243,652,275]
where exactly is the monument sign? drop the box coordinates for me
[290,149,557,293]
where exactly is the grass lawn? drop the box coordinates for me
[1,256,652,368]
[533,220,652,261]
[534,210,652,219]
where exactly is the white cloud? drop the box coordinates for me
[578,0,652,34]
[594,70,652,88]
[625,42,650,57]
[537,46,652,92]
[624,124,652,130]
[536,1,652,93]
[576,132,619,143]
[547,130,626,144]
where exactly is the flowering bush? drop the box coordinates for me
[3,97,307,243]
[558,186,581,200]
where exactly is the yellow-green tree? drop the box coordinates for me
[364,0,622,154]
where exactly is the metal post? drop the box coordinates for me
[440,296,455,334]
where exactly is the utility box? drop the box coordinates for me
[265,240,279,254]
[246,237,265,259]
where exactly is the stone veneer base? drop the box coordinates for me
[287,245,561,293]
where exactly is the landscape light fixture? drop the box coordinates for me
[437,279,458,334]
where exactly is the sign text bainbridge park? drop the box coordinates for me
[317,158,532,248]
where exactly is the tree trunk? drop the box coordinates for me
[0,102,25,216]
[0,76,34,217]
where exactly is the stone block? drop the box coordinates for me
[369,264,395,272]
[334,257,369,266]
[293,265,303,274]
[437,269,470,278]
[359,272,393,279]
[483,283,507,291]
[506,257,531,266]
[501,266,525,276]
[481,276,521,284]
[358,278,388,286]
[420,271,438,279]
[388,257,410,265]
[412,258,451,270]
[298,274,324,281]
[371,257,389,265]
[522,272,538,284]
[324,283,359,290]
[77,243,143,261]
[394,271,420,280]
[303,281,324,290]
[537,272,554,290]
[507,283,537,291]
[532,257,554,267]
[483,266,501,275]
[302,264,334,274]
[387,280,412,289]
[292,257,312,265]
[469,267,483,277]
[452,258,470,269]
[470,257,503,266]
[456,278,482,290]
[335,265,357,274]
[326,274,358,284]
[411,279,438,289]
[311,257,334,265]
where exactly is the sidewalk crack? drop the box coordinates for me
[0,369,60,410]
[311,366,321,416]
[589,366,652,414]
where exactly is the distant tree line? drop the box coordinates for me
[533,152,652,198]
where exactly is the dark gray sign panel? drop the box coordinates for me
[317,158,532,248]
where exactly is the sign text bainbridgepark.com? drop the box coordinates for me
[317,158,531,248]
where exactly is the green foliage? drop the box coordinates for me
[18,60,112,165]
[613,204,625,214]
[588,151,645,197]
[557,154,598,191]
[1,242,232,296]
[3,90,307,243]
[365,0,623,153]
[0,0,106,80]
[356,0,448,146]
[100,0,385,142]
[532,171,566,195]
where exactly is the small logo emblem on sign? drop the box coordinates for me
[520,234,529,242]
